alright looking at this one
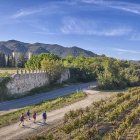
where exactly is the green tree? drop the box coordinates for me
[97,59,126,89]
[41,59,64,82]
[17,54,26,68]
[0,53,6,67]
[25,53,60,70]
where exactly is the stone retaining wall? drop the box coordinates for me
[6,69,70,95]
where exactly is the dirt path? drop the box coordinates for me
[0,91,114,140]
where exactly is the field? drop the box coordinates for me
[28,87,140,140]
[0,72,11,78]
[0,68,19,74]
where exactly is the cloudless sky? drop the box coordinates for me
[0,0,140,60]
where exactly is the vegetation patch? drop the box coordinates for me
[0,73,11,102]
[0,92,86,128]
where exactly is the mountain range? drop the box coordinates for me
[0,40,97,58]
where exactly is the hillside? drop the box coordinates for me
[0,40,97,58]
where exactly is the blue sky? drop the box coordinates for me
[0,0,140,60]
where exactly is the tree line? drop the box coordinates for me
[25,53,140,90]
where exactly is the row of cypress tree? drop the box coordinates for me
[0,52,25,68]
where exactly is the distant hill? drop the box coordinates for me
[0,40,98,58]
[130,60,140,63]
